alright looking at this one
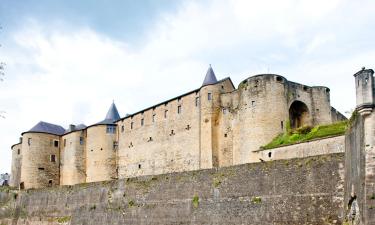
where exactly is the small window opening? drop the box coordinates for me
[106,125,116,134]
[138,164,141,169]
[141,118,144,126]
[129,142,133,148]
[20,182,25,190]
[178,97,181,102]
[268,152,272,158]
[326,88,330,93]
[148,137,153,142]
[316,109,319,112]
[50,155,56,163]
[276,76,282,82]
[79,137,84,145]
[28,138,31,146]
[303,86,308,91]
[164,110,168,118]
[252,101,256,106]
[17,149,20,155]
[100,148,103,151]
[48,180,53,187]
[178,105,182,114]
[195,97,200,106]
[91,149,93,152]
[113,141,118,150]
[152,114,156,122]
[224,133,227,137]
[38,167,45,171]
[131,122,134,129]
[186,125,191,130]
[221,85,224,89]
[208,93,212,101]
[63,139,66,147]
[121,125,124,132]
[54,140,59,147]
[170,130,175,136]
[281,121,284,130]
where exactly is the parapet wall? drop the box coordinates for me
[0,153,345,225]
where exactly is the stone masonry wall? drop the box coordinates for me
[0,153,345,225]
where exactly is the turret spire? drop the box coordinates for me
[202,64,218,86]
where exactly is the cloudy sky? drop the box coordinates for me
[0,0,374,173]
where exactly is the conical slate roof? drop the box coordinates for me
[202,65,218,86]
[25,121,66,135]
[95,102,121,125]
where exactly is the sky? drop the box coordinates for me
[0,0,375,173]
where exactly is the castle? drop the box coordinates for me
[9,66,346,189]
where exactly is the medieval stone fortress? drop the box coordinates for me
[4,67,375,224]
[9,65,346,189]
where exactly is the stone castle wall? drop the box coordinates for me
[60,130,86,185]
[10,74,341,189]
[0,153,345,225]
[19,133,60,189]
[10,143,22,187]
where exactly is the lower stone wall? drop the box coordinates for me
[255,135,345,162]
[0,153,345,225]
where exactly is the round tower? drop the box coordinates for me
[19,121,65,189]
[85,102,120,183]
[60,124,87,185]
[10,142,22,187]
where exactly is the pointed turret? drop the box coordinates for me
[202,64,218,86]
[95,102,121,125]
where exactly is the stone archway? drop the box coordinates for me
[289,101,310,129]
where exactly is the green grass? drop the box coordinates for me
[261,121,348,150]
[192,195,199,208]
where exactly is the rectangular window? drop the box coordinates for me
[141,118,144,126]
[106,125,116,134]
[121,125,124,133]
[152,114,156,122]
[79,137,84,145]
[281,121,284,130]
[208,93,212,101]
[17,149,20,155]
[54,140,59,148]
[164,110,168,118]
[63,139,66,147]
[50,155,56,163]
[131,122,134,129]
[195,97,200,107]
[251,101,256,106]
[178,105,182,114]
[28,138,31,146]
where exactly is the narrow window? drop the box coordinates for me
[224,133,227,137]
[251,101,256,106]
[148,137,153,142]
[28,138,31,146]
[17,149,20,155]
[50,155,56,163]
[48,180,53,187]
[208,93,212,101]
[178,105,182,114]
[54,140,59,147]
[268,152,272,158]
[20,182,25,190]
[138,164,141,169]
[178,97,181,102]
[152,114,156,123]
[79,137,84,145]
[113,141,118,150]
[131,122,134,130]
[195,97,200,107]
[121,125,124,133]
[170,130,175,136]
[164,110,168,118]
[63,139,66,147]
[221,85,224,89]
[38,167,45,171]
[141,118,144,126]
[281,121,284,130]
[186,125,191,130]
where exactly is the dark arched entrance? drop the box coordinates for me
[289,101,310,129]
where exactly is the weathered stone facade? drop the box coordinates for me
[9,67,345,189]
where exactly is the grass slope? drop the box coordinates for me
[261,121,348,150]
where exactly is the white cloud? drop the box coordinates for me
[1,0,375,173]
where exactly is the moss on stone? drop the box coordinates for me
[192,195,199,208]
[56,216,71,223]
[251,197,262,204]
